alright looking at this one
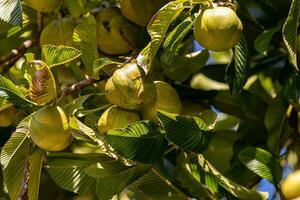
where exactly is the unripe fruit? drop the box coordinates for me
[282,170,300,199]
[194,6,243,51]
[24,0,61,13]
[120,0,168,27]
[97,105,140,134]
[0,106,17,127]
[40,18,76,46]
[105,63,156,110]
[96,8,138,55]
[155,81,181,114]
[29,106,72,151]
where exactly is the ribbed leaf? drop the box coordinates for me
[132,168,187,199]
[96,165,151,199]
[162,50,209,82]
[198,155,267,200]
[146,0,187,72]
[45,154,98,195]
[282,0,299,71]
[161,14,196,65]
[254,25,280,55]
[0,75,34,106]
[264,95,290,155]
[159,112,209,153]
[0,95,11,111]
[0,0,22,26]
[225,36,249,94]
[176,153,216,199]
[24,60,57,105]
[69,116,98,142]
[238,147,281,184]
[42,45,82,68]
[73,14,99,75]
[64,0,86,18]
[0,121,30,200]
[93,58,121,78]
[283,74,300,104]
[104,121,168,163]
[28,147,44,200]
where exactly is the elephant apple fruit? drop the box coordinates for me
[282,170,300,199]
[0,106,17,127]
[194,6,243,51]
[97,105,140,134]
[29,106,72,151]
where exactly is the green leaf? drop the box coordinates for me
[104,121,168,163]
[283,74,300,105]
[254,25,280,55]
[0,121,30,200]
[225,36,249,94]
[69,116,98,142]
[161,14,196,65]
[146,0,187,72]
[0,0,22,26]
[64,0,86,18]
[162,50,209,82]
[96,165,151,199]
[93,58,121,78]
[264,95,290,155]
[198,155,267,200]
[28,147,44,200]
[42,45,82,68]
[159,112,210,153]
[23,60,57,105]
[282,0,299,71]
[0,75,34,106]
[73,14,99,75]
[238,147,281,184]
[176,153,216,199]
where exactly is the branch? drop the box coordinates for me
[0,39,38,69]
[61,74,109,96]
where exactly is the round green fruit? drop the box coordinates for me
[194,6,243,51]
[98,105,140,134]
[40,17,76,46]
[105,63,156,110]
[282,170,300,199]
[96,8,138,55]
[0,106,17,127]
[155,81,181,114]
[29,106,72,151]
[120,0,168,27]
[24,0,61,13]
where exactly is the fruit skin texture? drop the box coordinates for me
[120,0,168,27]
[40,18,76,46]
[96,8,138,55]
[0,106,17,127]
[155,81,182,114]
[29,106,72,151]
[194,6,243,51]
[24,0,61,13]
[97,105,140,134]
[282,170,300,199]
[105,63,156,110]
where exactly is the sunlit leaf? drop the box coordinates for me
[0,0,22,26]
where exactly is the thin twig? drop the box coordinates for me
[0,39,38,68]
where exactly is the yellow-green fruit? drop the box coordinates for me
[120,0,168,27]
[96,8,138,55]
[194,6,243,51]
[98,105,140,134]
[155,81,181,114]
[282,170,300,199]
[105,63,156,110]
[40,18,76,46]
[0,106,17,127]
[24,0,61,13]
[29,106,72,151]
